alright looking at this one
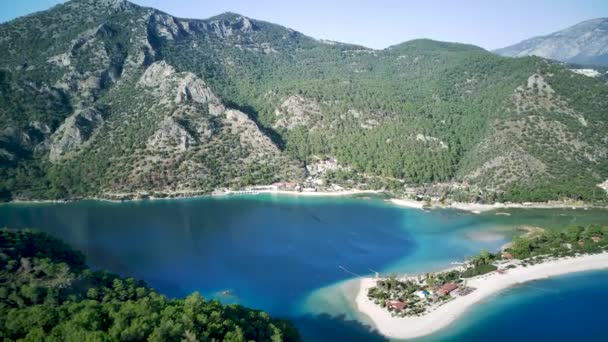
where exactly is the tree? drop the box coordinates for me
[586,225,602,237]
[565,225,584,242]
[478,250,492,265]
[510,237,531,259]
[0,230,301,341]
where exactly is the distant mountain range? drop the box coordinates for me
[495,18,608,66]
[0,0,607,203]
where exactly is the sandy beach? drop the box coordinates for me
[252,189,382,197]
[388,198,599,213]
[355,252,608,340]
[448,202,591,213]
[387,198,427,209]
[31,188,383,204]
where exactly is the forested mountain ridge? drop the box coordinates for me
[0,0,607,203]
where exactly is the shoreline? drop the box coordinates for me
[387,197,604,213]
[4,189,606,213]
[355,252,608,340]
[2,188,385,205]
[243,189,383,197]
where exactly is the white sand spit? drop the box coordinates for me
[355,252,608,339]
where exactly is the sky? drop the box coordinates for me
[1,0,607,50]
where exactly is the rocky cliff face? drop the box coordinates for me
[49,107,106,161]
[495,18,608,66]
[0,0,305,198]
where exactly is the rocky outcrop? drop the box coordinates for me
[138,61,224,114]
[138,61,227,153]
[274,95,321,130]
[526,74,554,97]
[49,107,105,161]
[147,11,258,42]
[148,117,200,151]
[47,52,71,67]
[205,15,257,38]
[415,134,448,149]
[0,123,52,163]
[49,23,128,104]
[598,180,608,193]
[0,148,15,164]
[175,73,220,106]
[138,60,176,88]
[223,109,284,162]
[149,12,186,41]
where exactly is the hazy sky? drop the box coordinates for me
[1,0,607,50]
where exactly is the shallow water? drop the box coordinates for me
[0,195,606,341]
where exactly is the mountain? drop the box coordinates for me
[495,18,608,66]
[0,0,607,203]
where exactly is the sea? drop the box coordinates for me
[0,194,606,341]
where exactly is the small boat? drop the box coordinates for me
[218,289,234,297]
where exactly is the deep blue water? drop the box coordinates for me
[0,195,606,341]
[427,270,608,342]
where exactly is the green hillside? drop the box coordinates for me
[0,0,606,203]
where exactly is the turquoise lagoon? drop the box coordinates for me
[0,194,606,341]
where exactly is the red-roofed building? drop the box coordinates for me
[591,236,602,243]
[437,283,458,296]
[386,300,407,311]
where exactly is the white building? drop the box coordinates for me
[415,290,429,299]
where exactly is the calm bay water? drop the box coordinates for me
[0,195,606,341]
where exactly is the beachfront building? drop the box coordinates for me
[437,283,458,296]
[386,300,407,311]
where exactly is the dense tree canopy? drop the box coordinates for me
[0,229,300,341]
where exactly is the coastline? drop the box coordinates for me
[387,197,603,213]
[247,189,383,197]
[4,188,606,213]
[387,198,427,210]
[1,188,384,205]
[355,252,608,340]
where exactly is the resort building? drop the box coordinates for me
[437,283,458,296]
[386,300,407,311]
